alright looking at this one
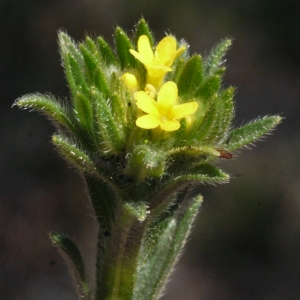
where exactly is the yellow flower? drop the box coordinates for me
[129,35,186,89]
[135,81,198,132]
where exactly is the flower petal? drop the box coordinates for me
[160,119,180,131]
[135,91,159,116]
[170,102,199,119]
[174,45,186,61]
[138,35,154,62]
[157,81,178,114]
[155,36,176,66]
[129,49,150,67]
[136,115,160,129]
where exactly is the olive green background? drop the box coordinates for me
[1,0,299,299]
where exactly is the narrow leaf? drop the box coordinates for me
[93,88,125,153]
[134,195,203,300]
[204,38,232,77]
[150,195,203,300]
[14,94,74,131]
[203,87,235,143]
[115,27,137,70]
[50,232,91,299]
[134,18,154,47]
[226,116,282,151]
[97,36,118,66]
[194,75,221,101]
[52,134,98,176]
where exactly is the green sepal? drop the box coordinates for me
[191,99,217,142]
[92,87,125,154]
[66,52,90,98]
[169,57,185,83]
[59,31,84,68]
[97,36,119,66]
[115,27,137,70]
[80,41,111,98]
[204,38,232,77]
[79,43,99,78]
[52,134,98,176]
[225,116,282,151]
[73,92,94,135]
[203,87,235,144]
[85,36,98,56]
[194,75,221,101]
[134,18,154,47]
[133,195,202,300]
[59,32,87,100]
[125,144,167,181]
[177,55,203,96]
[50,232,91,299]
[14,94,74,131]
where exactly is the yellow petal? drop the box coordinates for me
[155,36,176,66]
[174,45,186,61]
[136,115,160,129]
[157,81,178,114]
[129,49,150,67]
[135,91,159,116]
[170,102,199,119]
[138,35,154,62]
[160,119,180,131]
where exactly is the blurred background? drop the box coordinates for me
[0,0,299,299]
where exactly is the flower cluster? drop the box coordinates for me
[123,35,199,132]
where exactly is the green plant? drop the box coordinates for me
[14,19,281,300]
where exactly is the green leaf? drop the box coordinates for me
[14,94,74,131]
[194,75,221,101]
[191,100,217,142]
[92,87,125,153]
[59,31,84,67]
[52,134,98,176]
[203,87,235,144]
[134,18,154,47]
[177,55,203,96]
[226,116,282,151]
[115,27,137,70]
[169,57,185,83]
[134,195,202,300]
[50,232,91,299]
[148,163,228,218]
[80,43,99,78]
[80,41,111,98]
[66,52,89,97]
[97,36,118,66]
[167,145,220,174]
[204,38,232,77]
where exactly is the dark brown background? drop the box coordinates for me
[1,0,299,299]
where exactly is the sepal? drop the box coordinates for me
[115,27,137,70]
[134,18,154,48]
[177,55,203,96]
